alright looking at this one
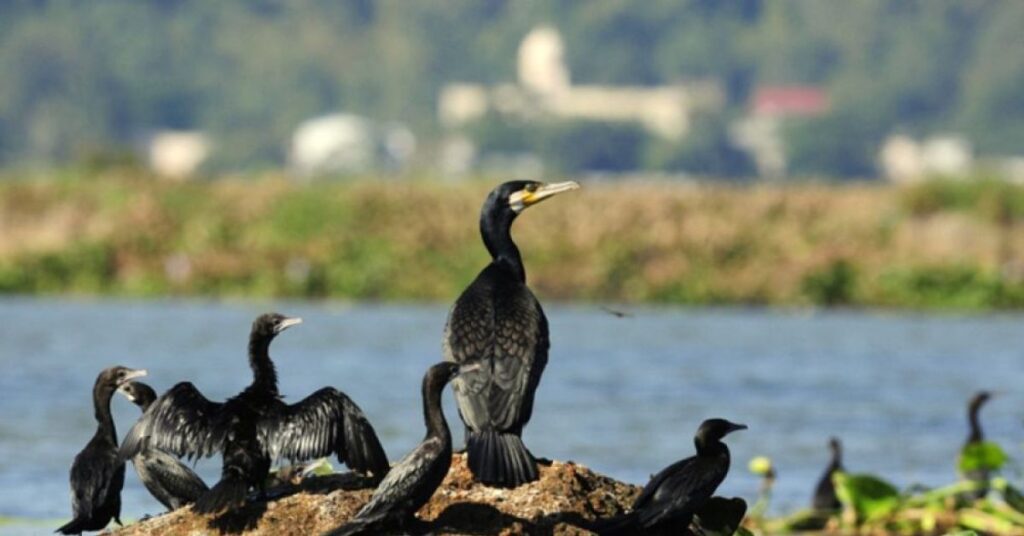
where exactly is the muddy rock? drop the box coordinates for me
[114,454,641,535]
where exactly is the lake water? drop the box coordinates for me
[1,297,1022,533]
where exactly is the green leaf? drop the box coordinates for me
[960,441,1008,473]
[833,472,902,523]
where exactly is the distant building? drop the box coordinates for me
[438,26,723,144]
[731,85,830,178]
[146,130,210,180]
[289,113,416,176]
[879,134,973,183]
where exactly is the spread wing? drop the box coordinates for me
[445,266,549,434]
[258,387,390,480]
[69,444,124,520]
[119,382,225,462]
[634,456,727,528]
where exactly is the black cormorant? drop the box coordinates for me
[595,418,747,535]
[57,366,148,535]
[961,390,993,498]
[811,437,843,512]
[119,313,390,513]
[443,180,579,488]
[117,381,209,511]
[326,361,477,536]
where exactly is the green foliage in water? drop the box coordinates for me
[960,441,1009,473]
[833,472,902,523]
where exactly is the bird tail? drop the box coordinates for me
[55,516,89,534]
[192,472,249,514]
[588,511,639,536]
[465,430,538,488]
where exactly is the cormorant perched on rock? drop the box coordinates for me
[57,366,148,535]
[595,418,747,535]
[444,180,579,488]
[326,361,478,536]
[812,437,843,512]
[961,391,993,498]
[119,313,390,513]
[117,381,209,511]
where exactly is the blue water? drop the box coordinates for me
[1,297,1022,532]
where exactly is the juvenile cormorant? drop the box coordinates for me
[57,366,148,535]
[119,313,390,513]
[595,418,747,535]
[811,437,843,512]
[444,180,579,488]
[117,381,209,511]
[326,361,478,536]
[961,390,993,498]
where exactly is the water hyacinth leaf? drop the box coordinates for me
[833,472,901,522]
[959,441,1008,473]
[992,477,1024,514]
[695,496,747,536]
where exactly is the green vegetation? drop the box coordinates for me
[5,172,1024,309]
[748,452,1024,535]
[0,2,1022,175]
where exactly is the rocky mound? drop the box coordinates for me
[114,454,642,535]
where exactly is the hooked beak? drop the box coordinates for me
[276,317,303,333]
[118,368,148,387]
[511,181,581,211]
[727,423,748,434]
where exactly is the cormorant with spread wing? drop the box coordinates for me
[327,361,477,536]
[595,418,747,535]
[811,437,843,512]
[119,313,389,513]
[444,180,579,488]
[117,381,209,511]
[57,365,148,535]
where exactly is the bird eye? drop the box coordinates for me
[526,184,538,193]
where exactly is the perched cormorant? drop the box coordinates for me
[119,313,390,513]
[326,361,478,536]
[961,390,993,498]
[811,437,843,512]
[443,180,579,488]
[595,418,747,535]
[117,381,209,511]
[57,366,148,535]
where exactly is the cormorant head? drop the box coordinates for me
[424,361,482,392]
[252,312,303,340]
[483,180,580,220]
[969,391,992,412]
[828,436,842,455]
[95,366,148,393]
[117,381,158,409]
[696,418,747,446]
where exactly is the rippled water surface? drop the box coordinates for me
[1,298,1022,533]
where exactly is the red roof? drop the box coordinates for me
[751,86,829,117]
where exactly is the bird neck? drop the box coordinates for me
[480,211,525,282]
[248,336,279,395]
[829,446,843,471]
[968,403,984,443]
[422,379,450,442]
[92,383,117,443]
[695,436,729,459]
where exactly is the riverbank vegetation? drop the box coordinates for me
[4,171,1024,309]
